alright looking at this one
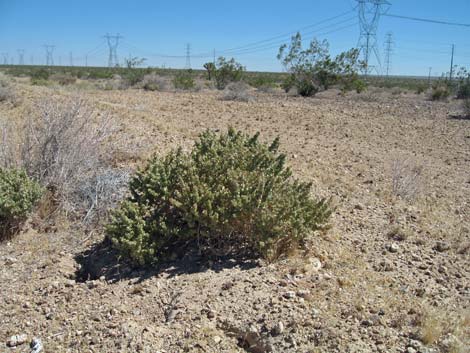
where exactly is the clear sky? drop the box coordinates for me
[0,0,469,76]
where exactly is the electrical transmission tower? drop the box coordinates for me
[384,32,393,77]
[44,45,55,66]
[17,49,25,65]
[356,0,390,75]
[185,43,191,69]
[69,52,74,67]
[104,33,122,67]
[1,53,8,65]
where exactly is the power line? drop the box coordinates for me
[43,44,55,66]
[384,13,470,28]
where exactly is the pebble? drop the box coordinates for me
[282,291,296,299]
[434,241,450,252]
[388,243,399,253]
[30,338,43,353]
[272,321,284,336]
[7,334,28,347]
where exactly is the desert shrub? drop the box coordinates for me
[391,159,423,201]
[173,71,195,90]
[456,81,470,99]
[203,62,216,81]
[222,82,252,102]
[463,98,470,117]
[214,57,245,90]
[0,168,42,240]
[430,84,450,101]
[30,68,50,81]
[19,98,116,220]
[107,128,331,266]
[87,69,114,80]
[277,33,362,97]
[142,73,170,91]
[281,75,296,93]
[351,79,367,93]
[49,73,77,85]
[248,75,277,92]
[122,69,146,87]
[0,77,16,104]
[415,84,427,95]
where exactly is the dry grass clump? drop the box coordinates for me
[142,73,172,91]
[391,158,424,201]
[462,98,470,117]
[222,82,252,102]
[0,73,18,105]
[1,97,128,224]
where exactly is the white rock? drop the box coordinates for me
[7,334,28,347]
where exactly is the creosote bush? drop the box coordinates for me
[0,168,42,240]
[222,82,252,102]
[107,128,331,266]
[430,83,450,101]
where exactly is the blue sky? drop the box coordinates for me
[0,0,469,76]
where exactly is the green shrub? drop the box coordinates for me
[214,57,245,90]
[456,81,470,99]
[173,71,195,90]
[50,73,77,85]
[281,75,296,93]
[248,75,276,91]
[107,129,331,265]
[277,33,362,97]
[0,169,42,240]
[30,68,50,81]
[430,84,450,101]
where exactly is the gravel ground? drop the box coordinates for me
[0,83,469,353]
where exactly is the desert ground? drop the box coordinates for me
[1,81,469,353]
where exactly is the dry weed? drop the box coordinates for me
[391,158,424,201]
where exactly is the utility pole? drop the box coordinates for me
[85,55,88,67]
[428,67,432,86]
[44,45,55,66]
[185,43,191,69]
[69,52,74,67]
[104,33,122,67]
[213,49,216,65]
[449,44,455,81]
[17,49,25,65]
[384,32,393,77]
[356,0,391,75]
[1,53,8,65]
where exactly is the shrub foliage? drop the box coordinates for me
[107,129,331,265]
[277,33,363,97]
[0,168,42,240]
[214,57,245,90]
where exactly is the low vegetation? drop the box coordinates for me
[213,57,245,90]
[107,128,331,265]
[0,168,42,240]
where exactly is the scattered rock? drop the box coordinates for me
[388,243,399,253]
[282,291,296,299]
[7,334,28,347]
[434,241,450,252]
[272,321,284,336]
[30,338,43,353]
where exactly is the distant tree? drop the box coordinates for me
[277,32,364,96]
[203,62,216,81]
[125,57,146,69]
[213,57,245,90]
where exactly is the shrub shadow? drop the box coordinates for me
[74,238,260,284]
[448,114,470,121]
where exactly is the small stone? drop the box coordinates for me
[388,243,399,253]
[213,335,222,344]
[434,241,450,252]
[7,334,28,347]
[30,338,43,353]
[282,291,296,299]
[407,347,417,353]
[296,289,311,299]
[272,321,284,336]
[207,309,216,319]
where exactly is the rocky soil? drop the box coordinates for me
[0,83,469,352]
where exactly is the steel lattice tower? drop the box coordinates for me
[1,53,8,65]
[104,33,122,67]
[17,49,25,65]
[185,43,191,69]
[44,45,55,66]
[356,0,390,75]
[384,32,393,77]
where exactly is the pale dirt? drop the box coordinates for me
[0,83,469,353]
